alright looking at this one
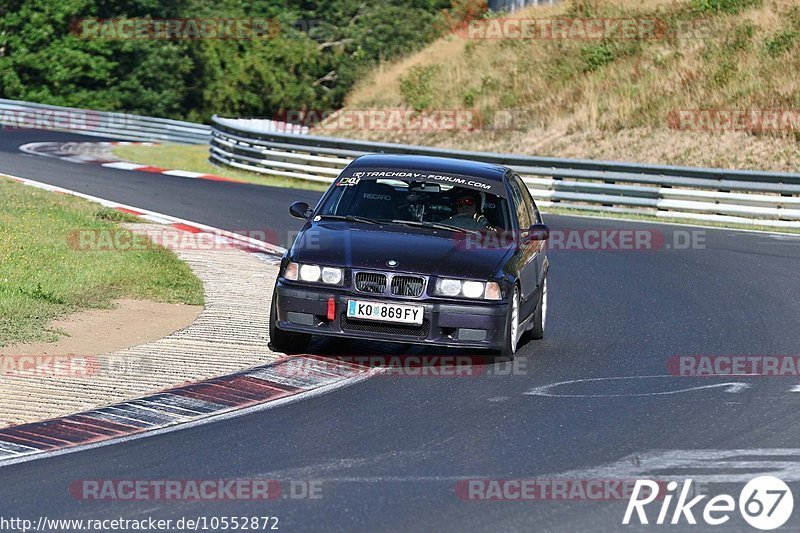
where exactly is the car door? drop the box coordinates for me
[507,175,538,317]
[515,175,547,294]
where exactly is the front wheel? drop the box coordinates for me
[269,291,310,354]
[499,286,521,357]
[530,276,547,340]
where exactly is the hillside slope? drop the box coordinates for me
[332,0,800,171]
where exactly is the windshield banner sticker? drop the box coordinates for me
[336,176,361,186]
[342,170,506,196]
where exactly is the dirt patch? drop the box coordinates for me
[0,223,282,428]
[1,299,202,356]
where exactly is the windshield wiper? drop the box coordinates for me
[389,219,480,235]
[316,214,382,225]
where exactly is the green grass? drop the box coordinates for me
[691,0,763,14]
[112,144,330,191]
[0,177,204,346]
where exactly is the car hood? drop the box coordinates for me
[290,221,513,279]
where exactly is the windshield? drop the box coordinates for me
[318,177,511,232]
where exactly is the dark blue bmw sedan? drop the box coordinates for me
[270,154,550,356]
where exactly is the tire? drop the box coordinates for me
[530,276,547,340]
[269,292,310,354]
[499,285,521,358]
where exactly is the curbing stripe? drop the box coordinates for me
[144,394,226,414]
[136,166,168,173]
[101,161,146,170]
[102,405,181,426]
[163,170,206,178]
[0,441,38,456]
[247,367,341,389]
[173,380,285,406]
[0,356,373,466]
[69,415,138,434]
[18,421,100,444]
[23,141,248,185]
[90,409,158,429]
[0,433,55,450]
[0,429,64,448]
[114,207,145,216]
[0,171,375,465]
[170,222,203,234]
[51,419,120,438]
[199,174,242,183]
[126,398,211,418]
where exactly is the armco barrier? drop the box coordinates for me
[3,98,796,228]
[211,115,800,228]
[0,99,210,144]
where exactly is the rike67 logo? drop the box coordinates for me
[623,476,794,530]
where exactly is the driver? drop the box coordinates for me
[443,189,490,230]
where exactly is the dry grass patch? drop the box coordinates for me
[337,0,800,170]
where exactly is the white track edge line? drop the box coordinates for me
[0,172,287,255]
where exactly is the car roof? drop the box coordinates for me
[346,154,510,183]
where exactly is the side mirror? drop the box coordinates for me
[289,201,312,220]
[528,223,550,241]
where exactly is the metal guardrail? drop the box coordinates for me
[0,99,210,144]
[211,115,800,228]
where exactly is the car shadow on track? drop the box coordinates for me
[276,334,516,374]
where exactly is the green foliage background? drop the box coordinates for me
[0,0,453,122]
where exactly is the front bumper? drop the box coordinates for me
[273,280,508,350]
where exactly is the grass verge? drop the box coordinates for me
[340,0,800,172]
[0,177,204,346]
[111,143,330,191]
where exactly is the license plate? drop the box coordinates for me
[346,299,423,325]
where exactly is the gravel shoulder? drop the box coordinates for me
[0,223,282,427]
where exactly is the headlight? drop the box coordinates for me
[484,282,502,300]
[299,264,321,282]
[462,281,484,299]
[321,267,342,284]
[284,262,299,281]
[284,262,343,285]
[434,279,502,300]
[438,279,462,297]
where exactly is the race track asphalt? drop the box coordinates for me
[2,130,800,531]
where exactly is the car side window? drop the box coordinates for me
[507,176,532,229]
[512,175,541,224]
[531,200,542,224]
[511,175,539,226]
